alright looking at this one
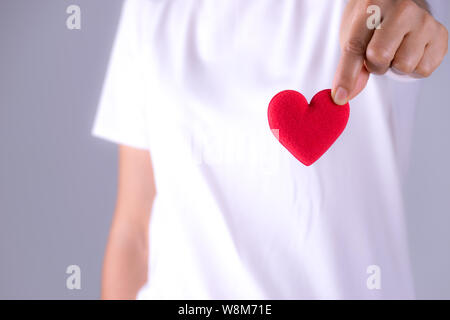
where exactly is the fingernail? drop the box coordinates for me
[334,87,348,105]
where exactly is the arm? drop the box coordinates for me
[332,0,448,105]
[101,145,156,299]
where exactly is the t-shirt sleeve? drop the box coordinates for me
[91,0,149,150]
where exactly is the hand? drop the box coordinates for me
[332,0,448,105]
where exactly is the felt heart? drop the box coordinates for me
[268,89,349,166]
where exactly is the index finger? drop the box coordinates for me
[332,13,375,105]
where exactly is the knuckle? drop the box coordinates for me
[392,57,416,74]
[396,0,416,13]
[343,38,367,56]
[366,45,393,67]
[421,12,436,30]
[393,0,422,24]
[415,63,434,77]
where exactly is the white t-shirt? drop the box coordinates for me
[93,0,439,299]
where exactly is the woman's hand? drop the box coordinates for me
[332,0,448,105]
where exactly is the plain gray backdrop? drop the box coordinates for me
[0,0,449,299]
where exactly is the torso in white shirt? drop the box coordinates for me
[93,0,426,299]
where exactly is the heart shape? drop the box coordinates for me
[268,89,350,166]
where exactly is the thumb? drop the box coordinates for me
[331,44,367,105]
[332,57,370,105]
[348,65,370,101]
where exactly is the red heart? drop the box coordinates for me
[268,89,350,166]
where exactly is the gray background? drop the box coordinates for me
[0,0,449,299]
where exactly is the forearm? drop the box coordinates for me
[101,219,149,300]
[101,146,155,300]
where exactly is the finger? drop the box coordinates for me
[332,15,374,105]
[366,31,406,75]
[391,31,427,75]
[414,43,448,78]
[348,65,370,101]
[365,3,416,74]
[414,23,449,77]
